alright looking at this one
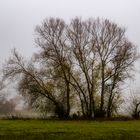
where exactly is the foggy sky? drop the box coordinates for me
[0,0,140,89]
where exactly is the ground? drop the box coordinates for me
[0,120,140,140]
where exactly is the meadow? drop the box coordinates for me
[0,120,140,140]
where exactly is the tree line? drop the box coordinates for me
[1,17,139,119]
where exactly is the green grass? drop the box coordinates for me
[0,120,140,140]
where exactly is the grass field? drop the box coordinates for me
[0,120,140,140]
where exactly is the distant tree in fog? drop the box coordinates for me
[128,90,140,119]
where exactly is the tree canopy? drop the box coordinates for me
[3,17,138,119]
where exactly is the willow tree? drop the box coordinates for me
[34,18,73,118]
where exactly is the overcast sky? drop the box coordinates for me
[0,0,140,89]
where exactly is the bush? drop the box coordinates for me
[94,109,106,118]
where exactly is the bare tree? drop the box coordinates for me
[88,19,137,117]
[3,17,138,119]
[67,18,98,118]
[67,18,137,118]
[128,90,140,119]
[3,49,66,118]
[35,18,73,118]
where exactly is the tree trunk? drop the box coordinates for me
[66,81,70,118]
[100,62,105,116]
